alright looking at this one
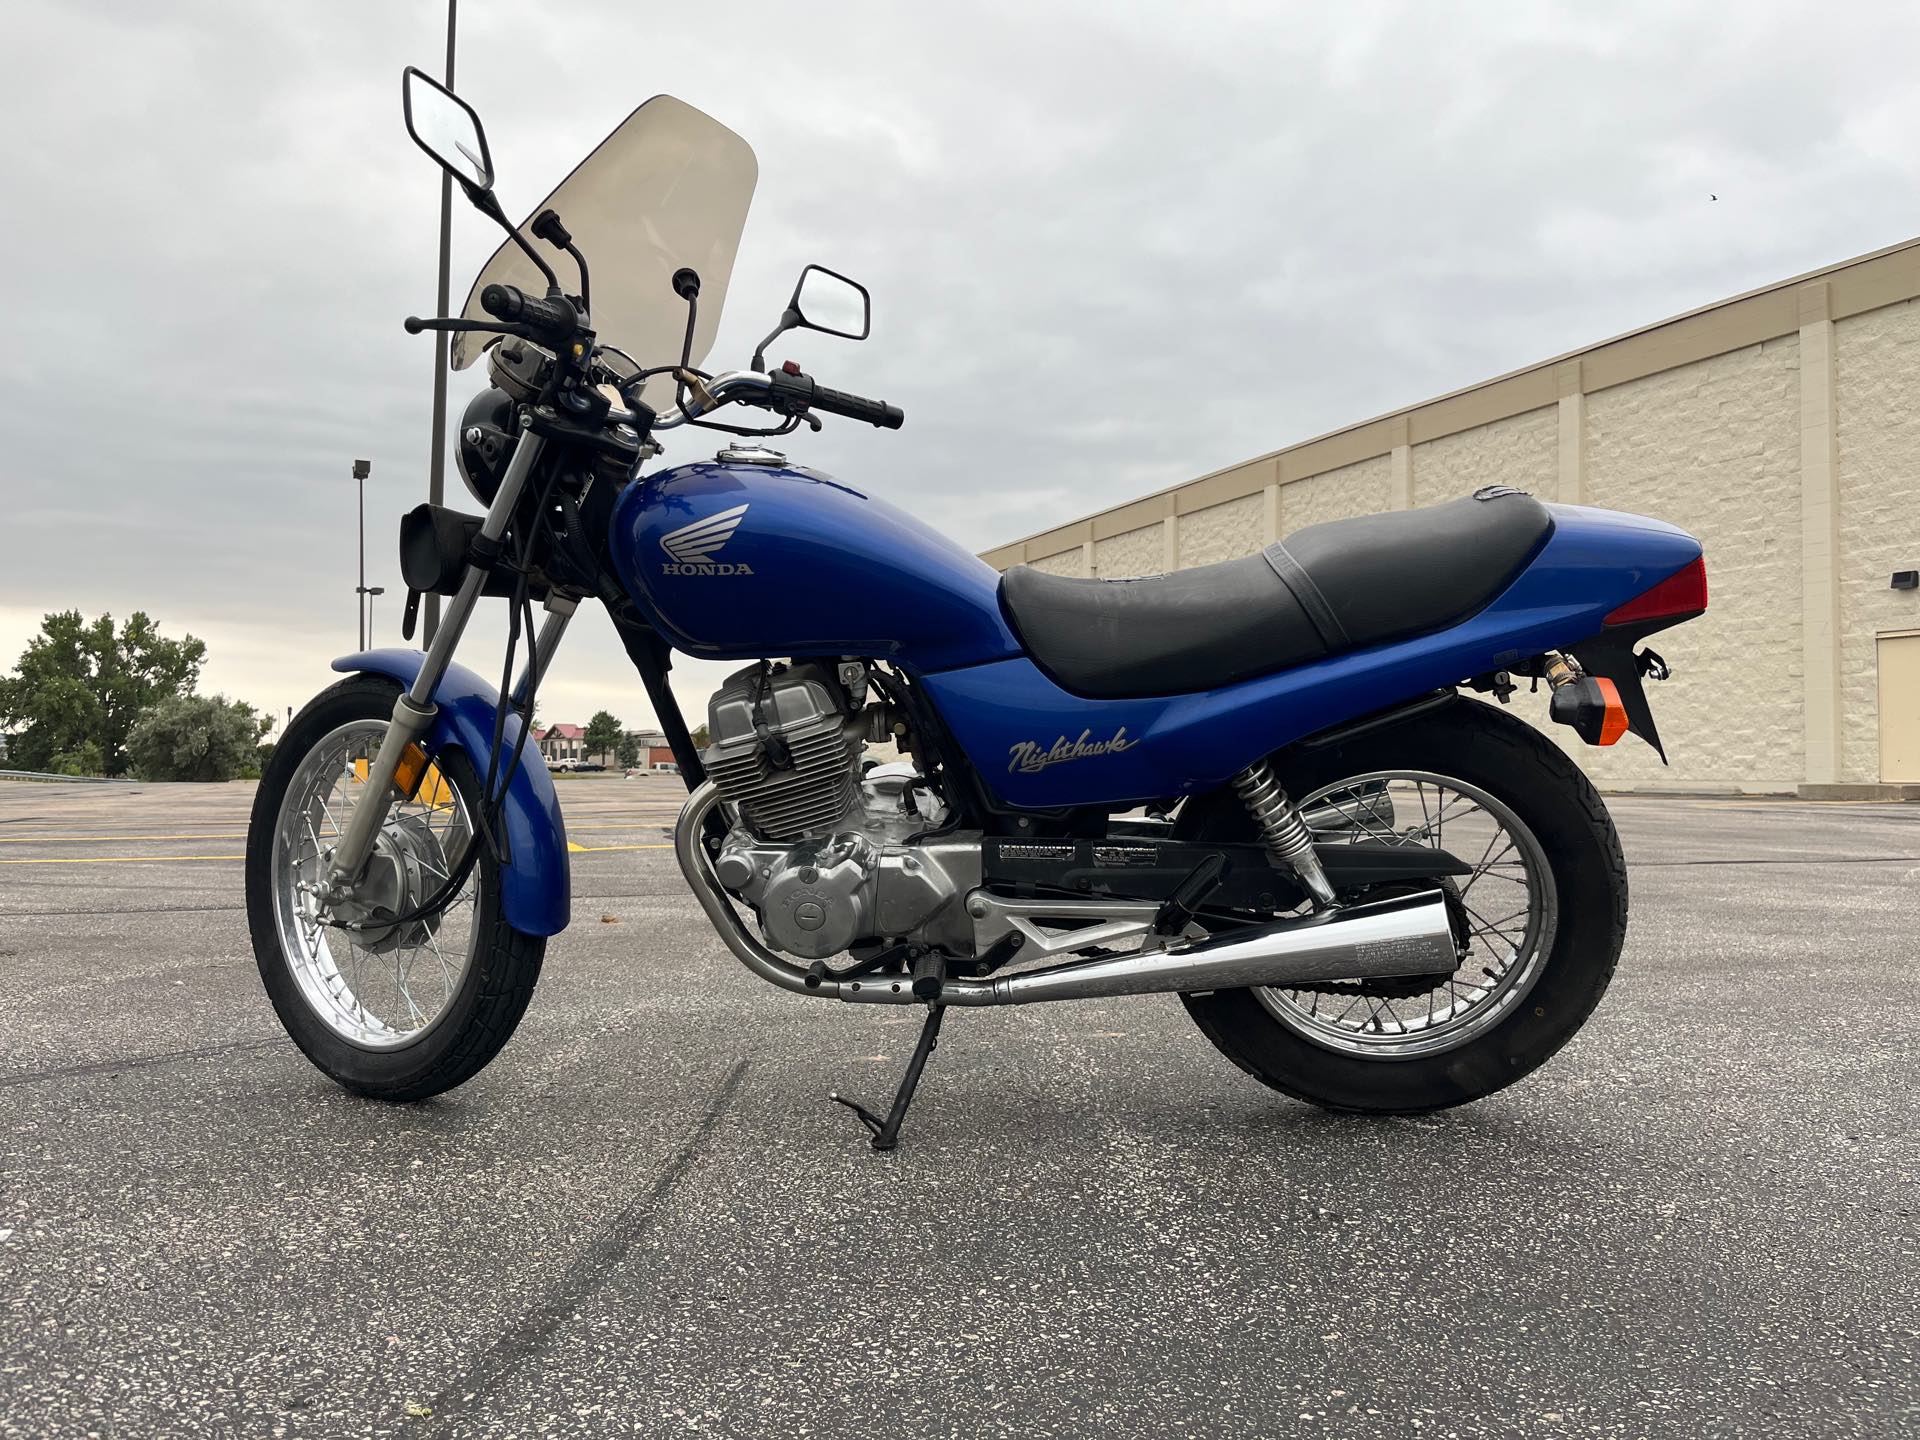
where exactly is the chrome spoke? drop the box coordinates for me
[1263,770,1559,1060]
[269,720,482,1053]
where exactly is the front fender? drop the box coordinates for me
[331,649,569,936]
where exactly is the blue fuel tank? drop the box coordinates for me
[608,457,1022,671]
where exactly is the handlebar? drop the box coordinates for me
[479,283,578,337]
[766,366,904,429]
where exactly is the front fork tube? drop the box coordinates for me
[326,429,548,889]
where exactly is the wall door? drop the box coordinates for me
[1877,632,1920,782]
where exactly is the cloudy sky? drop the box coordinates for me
[5,0,1917,736]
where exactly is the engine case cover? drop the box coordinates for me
[758,834,875,960]
[712,768,982,960]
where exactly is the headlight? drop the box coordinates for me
[455,387,515,505]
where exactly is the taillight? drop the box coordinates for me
[1606,555,1707,626]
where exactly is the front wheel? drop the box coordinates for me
[1178,699,1628,1113]
[245,675,545,1101]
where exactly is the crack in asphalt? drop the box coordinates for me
[412,1057,750,1436]
[0,1037,290,1089]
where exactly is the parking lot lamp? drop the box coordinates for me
[353,458,372,648]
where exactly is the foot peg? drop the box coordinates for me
[830,1000,948,1152]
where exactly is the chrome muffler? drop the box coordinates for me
[978,888,1458,1005]
[676,781,1459,1008]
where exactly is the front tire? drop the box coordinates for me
[246,675,545,1101]
[1178,698,1627,1113]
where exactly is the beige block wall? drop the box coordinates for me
[1411,406,1559,507]
[1093,523,1167,580]
[1577,336,1803,789]
[1284,456,1393,530]
[1177,494,1265,567]
[1026,548,1086,577]
[1835,300,1920,782]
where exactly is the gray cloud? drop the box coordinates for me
[4,0,1917,732]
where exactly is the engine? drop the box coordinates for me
[702,661,978,960]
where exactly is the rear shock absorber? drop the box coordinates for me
[1232,761,1338,910]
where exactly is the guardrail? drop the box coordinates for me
[0,769,137,784]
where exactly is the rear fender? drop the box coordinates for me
[331,649,570,936]
[1566,624,1670,762]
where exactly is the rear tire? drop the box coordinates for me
[1178,698,1627,1113]
[246,675,545,1101]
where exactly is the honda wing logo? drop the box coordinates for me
[660,504,754,576]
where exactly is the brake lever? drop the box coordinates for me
[403,316,532,338]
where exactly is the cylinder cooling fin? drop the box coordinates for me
[702,662,863,842]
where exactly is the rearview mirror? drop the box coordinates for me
[403,66,493,192]
[751,264,873,370]
[790,265,871,340]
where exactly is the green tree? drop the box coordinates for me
[126,694,270,782]
[50,741,106,777]
[0,611,205,776]
[584,709,623,762]
[690,723,710,748]
[615,732,640,769]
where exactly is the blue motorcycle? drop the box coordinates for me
[246,71,1708,1149]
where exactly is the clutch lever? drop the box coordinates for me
[403,315,534,339]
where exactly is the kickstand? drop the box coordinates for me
[831,1003,947,1152]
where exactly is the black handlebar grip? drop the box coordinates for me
[478,283,523,320]
[479,283,577,336]
[809,383,905,430]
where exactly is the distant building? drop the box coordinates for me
[536,723,685,771]
[626,729,679,772]
[534,723,589,766]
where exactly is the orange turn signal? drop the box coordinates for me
[1593,677,1629,746]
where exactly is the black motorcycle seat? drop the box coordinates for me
[999,489,1553,699]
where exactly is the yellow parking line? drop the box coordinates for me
[0,854,245,866]
[0,833,249,844]
[2,843,669,865]
[0,841,672,864]
[0,821,678,844]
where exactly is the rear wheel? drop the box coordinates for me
[245,675,545,1100]
[1178,699,1627,1112]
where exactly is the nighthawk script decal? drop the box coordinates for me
[660,504,754,575]
[1008,727,1140,774]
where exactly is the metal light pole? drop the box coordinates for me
[366,586,386,646]
[422,0,459,648]
[353,458,373,648]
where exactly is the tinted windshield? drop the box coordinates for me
[453,95,757,406]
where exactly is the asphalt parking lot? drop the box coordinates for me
[1,779,1916,1438]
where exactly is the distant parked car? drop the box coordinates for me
[576,762,606,772]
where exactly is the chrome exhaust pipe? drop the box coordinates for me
[971,889,1457,1006]
[677,781,1457,1008]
